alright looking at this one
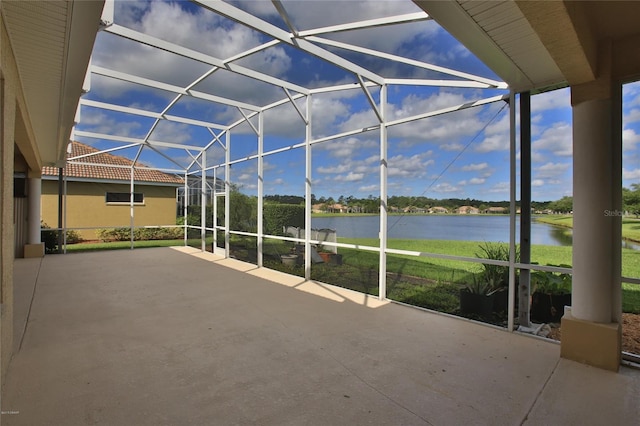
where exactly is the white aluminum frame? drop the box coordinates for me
[71,0,530,323]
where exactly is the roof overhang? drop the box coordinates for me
[414,0,640,93]
[2,0,104,167]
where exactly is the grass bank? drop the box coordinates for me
[336,237,640,314]
[535,215,640,243]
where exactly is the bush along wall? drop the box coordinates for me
[263,204,304,236]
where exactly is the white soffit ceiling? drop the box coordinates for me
[2,0,103,167]
[414,0,565,92]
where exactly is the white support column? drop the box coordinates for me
[23,176,44,258]
[572,96,619,323]
[379,84,388,300]
[561,56,622,370]
[27,178,41,244]
[201,151,207,252]
[305,95,312,280]
[257,112,264,267]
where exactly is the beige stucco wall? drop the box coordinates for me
[42,180,179,241]
[2,14,25,389]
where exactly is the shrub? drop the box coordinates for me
[475,242,519,291]
[97,227,182,242]
[41,222,83,253]
[263,204,304,236]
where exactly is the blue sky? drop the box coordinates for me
[76,0,640,202]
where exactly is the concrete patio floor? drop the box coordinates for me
[3,246,639,425]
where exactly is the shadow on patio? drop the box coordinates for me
[4,247,639,425]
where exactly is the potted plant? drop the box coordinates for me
[460,275,501,316]
[475,242,519,313]
[530,267,572,323]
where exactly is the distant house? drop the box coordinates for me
[429,206,448,214]
[485,206,507,214]
[327,203,349,213]
[457,205,480,214]
[41,142,184,240]
[312,203,326,213]
[404,206,428,214]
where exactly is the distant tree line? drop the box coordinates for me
[263,194,554,213]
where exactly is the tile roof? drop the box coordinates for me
[42,142,184,185]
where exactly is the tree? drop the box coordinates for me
[548,196,573,213]
[623,185,640,217]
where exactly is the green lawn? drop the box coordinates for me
[59,234,640,314]
[337,237,640,314]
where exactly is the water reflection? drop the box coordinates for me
[549,227,573,246]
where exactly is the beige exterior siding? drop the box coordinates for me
[42,180,179,240]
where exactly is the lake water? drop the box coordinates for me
[312,215,571,246]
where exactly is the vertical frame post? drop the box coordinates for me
[257,112,264,267]
[519,92,532,328]
[379,84,388,300]
[130,166,134,250]
[213,166,217,251]
[508,90,517,331]
[305,95,312,280]
[201,150,207,252]
[225,132,231,257]
[183,171,188,246]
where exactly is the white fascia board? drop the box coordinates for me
[195,0,385,85]
[307,36,507,88]
[91,65,262,112]
[106,24,309,95]
[386,94,508,127]
[297,12,430,37]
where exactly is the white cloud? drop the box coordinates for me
[475,134,508,153]
[335,172,365,182]
[150,121,193,145]
[531,88,570,112]
[469,177,486,185]
[359,184,378,192]
[431,182,460,193]
[488,181,510,193]
[532,122,572,157]
[535,162,570,179]
[317,137,378,159]
[531,179,545,187]
[624,108,640,124]
[77,109,143,138]
[623,81,640,107]
[388,153,434,178]
[623,168,640,180]
[623,128,640,151]
[461,162,489,172]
